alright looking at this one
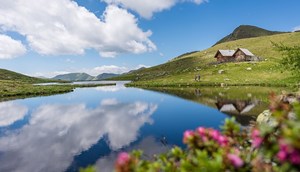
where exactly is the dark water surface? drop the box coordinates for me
[0,82,286,172]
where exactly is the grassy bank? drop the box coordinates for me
[113,32,300,87]
[0,80,115,101]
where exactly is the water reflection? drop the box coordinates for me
[94,84,126,92]
[0,99,157,172]
[215,99,258,114]
[0,102,28,127]
[94,136,171,172]
[144,86,288,126]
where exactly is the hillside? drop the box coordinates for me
[112,32,300,87]
[52,73,96,81]
[0,68,54,83]
[96,73,120,80]
[214,25,285,46]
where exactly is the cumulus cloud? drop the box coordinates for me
[0,100,157,172]
[292,25,300,32]
[0,34,26,59]
[91,65,129,75]
[0,0,155,57]
[0,102,28,127]
[102,0,207,19]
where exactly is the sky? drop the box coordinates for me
[0,0,299,77]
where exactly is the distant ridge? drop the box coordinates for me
[214,25,285,46]
[52,72,120,81]
[96,73,120,80]
[52,73,96,81]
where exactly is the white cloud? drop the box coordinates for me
[0,1,155,57]
[0,34,26,59]
[292,25,300,32]
[84,64,150,75]
[136,64,151,69]
[102,0,175,19]
[91,65,129,75]
[102,0,207,19]
[0,100,157,172]
[0,102,28,127]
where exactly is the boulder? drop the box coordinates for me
[257,110,296,127]
[256,110,278,127]
[218,70,225,74]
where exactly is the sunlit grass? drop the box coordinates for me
[114,32,300,87]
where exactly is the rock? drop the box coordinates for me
[256,110,278,127]
[218,70,225,74]
[246,67,252,71]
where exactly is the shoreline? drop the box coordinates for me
[125,82,298,88]
[0,83,116,102]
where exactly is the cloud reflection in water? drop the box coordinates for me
[0,101,28,127]
[0,99,157,172]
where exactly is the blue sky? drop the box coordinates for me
[0,0,299,77]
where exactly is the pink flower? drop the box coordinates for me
[197,127,206,136]
[227,153,244,168]
[251,129,263,148]
[117,152,130,166]
[183,130,194,143]
[252,137,263,148]
[277,150,287,161]
[201,136,208,142]
[290,150,300,165]
[209,130,220,141]
[217,135,228,146]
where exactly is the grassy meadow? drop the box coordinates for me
[0,69,116,101]
[113,32,300,87]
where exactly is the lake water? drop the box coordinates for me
[0,82,286,172]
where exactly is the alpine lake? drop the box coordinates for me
[0,81,292,172]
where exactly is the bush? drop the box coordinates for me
[274,43,300,75]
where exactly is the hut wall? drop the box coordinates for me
[234,50,246,61]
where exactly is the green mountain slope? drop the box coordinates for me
[214,25,285,46]
[0,68,52,83]
[113,32,300,87]
[96,73,120,80]
[53,73,96,81]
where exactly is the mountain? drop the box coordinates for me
[214,25,285,46]
[113,31,300,86]
[126,67,146,74]
[96,73,120,80]
[0,68,52,83]
[53,73,96,81]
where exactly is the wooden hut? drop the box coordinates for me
[233,48,256,61]
[214,50,235,62]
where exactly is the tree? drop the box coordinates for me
[273,43,300,74]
